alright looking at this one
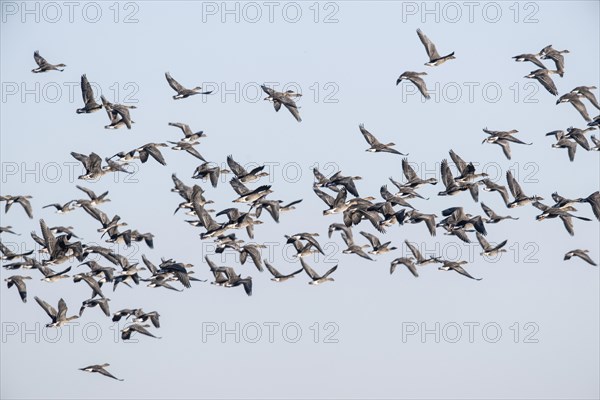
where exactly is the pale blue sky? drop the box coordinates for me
[1,1,599,399]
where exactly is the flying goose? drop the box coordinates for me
[169,140,206,161]
[539,46,569,76]
[476,232,507,257]
[578,191,599,221]
[449,150,488,183]
[314,186,349,215]
[396,159,437,189]
[34,296,79,327]
[482,128,532,160]
[70,152,107,180]
[38,265,72,283]
[359,231,397,255]
[390,257,418,277]
[396,71,430,99]
[101,96,136,129]
[404,240,441,266]
[556,92,592,122]
[549,131,578,161]
[121,323,161,340]
[31,50,65,72]
[533,201,591,235]
[261,85,302,122]
[480,202,518,223]
[591,135,600,151]
[192,162,230,187]
[512,53,546,69]
[399,210,438,236]
[4,275,31,303]
[564,249,597,266]
[230,177,272,203]
[571,86,600,110]
[74,186,110,207]
[299,258,337,285]
[76,74,102,113]
[438,260,482,280]
[168,122,206,142]
[416,28,455,66]
[506,170,543,208]
[286,233,325,255]
[43,200,76,214]
[325,172,362,197]
[79,297,111,317]
[524,69,559,96]
[328,223,353,240]
[264,261,303,282]
[239,244,265,272]
[73,273,105,298]
[479,179,510,206]
[438,159,477,200]
[0,226,19,235]
[79,364,123,381]
[0,242,34,261]
[165,72,212,99]
[133,310,161,328]
[359,124,408,155]
[135,143,168,166]
[0,195,33,218]
[227,155,268,183]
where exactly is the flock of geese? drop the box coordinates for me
[2,29,599,382]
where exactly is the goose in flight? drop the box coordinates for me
[34,296,79,327]
[101,96,136,129]
[438,260,482,281]
[4,275,31,303]
[169,140,206,161]
[482,128,532,160]
[359,124,408,155]
[506,170,543,208]
[571,86,600,110]
[476,232,507,257]
[264,261,303,282]
[168,122,206,142]
[261,85,302,122]
[480,202,518,223]
[390,257,418,277]
[564,249,597,266]
[548,130,578,161]
[396,71,430,99]
[31,50,65,72]
[70,152,107,180]
[43,201,77,214]
[512,53,546,69]
[76,74,102,113]
[556,92,592,122]
[192,162,230,187]
[74,186,110,207]
[227,155,268,183]
[404,240,441,266]
[299,258,337,285]
[533,201,591,236]
[360,231,397,255]
[0,195,33,219]
[416,28,455,66]
[538,46,569,76]
[397,158,437,188]
[165,72,212,99]
[0,242,33,261]
[79,364,123,381]
[121,323,161,340]
[525,69,559,96]
[79,297,111,317]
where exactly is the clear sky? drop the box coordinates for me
[1,1,599,399]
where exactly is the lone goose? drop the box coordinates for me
[264,260,303,282]
[564,249,597,266]
[396,71,430,99]
[556,92,592,122]
[512,53,546,69]
[79,364,123,381]
[506,170,543,208]
[480,202,518,223]
[165,72,212,99]
[359,124,407,155]
[31,50,65,72]
[525,69,559,96]
[261,85,302,122]
[34,296,79,327]
[476,232,507,257]
[359,231,397,255]
[76,74,102,113]
[4,275,31,303]
[0,195,33,218]
[416,28,455,66]
[299,258,337,285]
[439,260,482,280]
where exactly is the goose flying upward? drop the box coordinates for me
[416,28,456,66]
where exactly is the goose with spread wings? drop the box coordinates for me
[416,28,455,66]
[261,85,302,122]
[165,72,212,99]
[359,124,408,155]
[32,50,65,73]
[396,71,430,99]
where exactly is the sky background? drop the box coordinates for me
[1,1,599,399]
